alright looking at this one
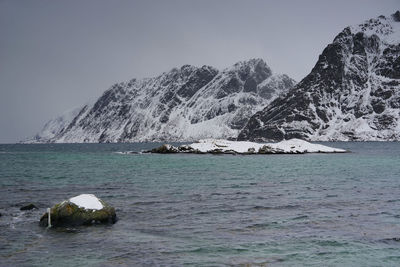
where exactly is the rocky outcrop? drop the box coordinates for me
[20,204,38,211]
[144,139,347,155]
[39,194,116,227]
[239,12,400,141]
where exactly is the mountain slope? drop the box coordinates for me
[239,11,400,141]
[28,58,295,143]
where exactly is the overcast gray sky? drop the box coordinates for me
[0,0,398,143]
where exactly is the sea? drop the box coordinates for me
[0,142,399,266]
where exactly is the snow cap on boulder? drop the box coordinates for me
[39,194,116,227]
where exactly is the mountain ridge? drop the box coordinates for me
[238,11,400,141]
[27,58,295,143]
[27,11,400,143]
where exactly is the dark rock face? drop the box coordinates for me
[239,12,400,141]
[39,198,116,227]
[29,59,295,143]
[393,11,400,22]
[20,204,38,211]
[147,144,179,153]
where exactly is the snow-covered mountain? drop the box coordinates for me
[28,58,295,143]
[239,11,400,141]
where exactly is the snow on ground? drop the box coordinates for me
[189,138,346,153]
[69,194,103,210]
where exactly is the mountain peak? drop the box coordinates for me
[224,58,272,84]
[238,12,400,142]
[392,10,400,22]
[27,58,295,143]
[347,11,400,45]
[232,58,269,69]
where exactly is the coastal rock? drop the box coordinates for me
[39,194,117,227]
[20,203,38,211]
[148,144,179,153]
[145,139,347,155]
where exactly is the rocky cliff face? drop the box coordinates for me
[239,11,400,141]
[29,58,295,143]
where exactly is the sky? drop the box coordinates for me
[0,0,398,143]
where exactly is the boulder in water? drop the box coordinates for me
[20,203,38,210]
[39,194,117,227]
[146,144,179,153]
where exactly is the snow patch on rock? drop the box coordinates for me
[69,194,103,210]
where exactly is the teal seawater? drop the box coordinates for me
[0,142,400,266]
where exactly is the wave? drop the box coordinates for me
[252,204,301,210]
[113,151,140,155]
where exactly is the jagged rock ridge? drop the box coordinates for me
[29,59,295,143]
[239,11,400,141]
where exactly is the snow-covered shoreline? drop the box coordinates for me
[145,138,347,154]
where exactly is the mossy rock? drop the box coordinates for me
[39,198,117,227]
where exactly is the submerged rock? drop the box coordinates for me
[39,194,117,227]
[20,203,38,211]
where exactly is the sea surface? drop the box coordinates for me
[0,142,400,266]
